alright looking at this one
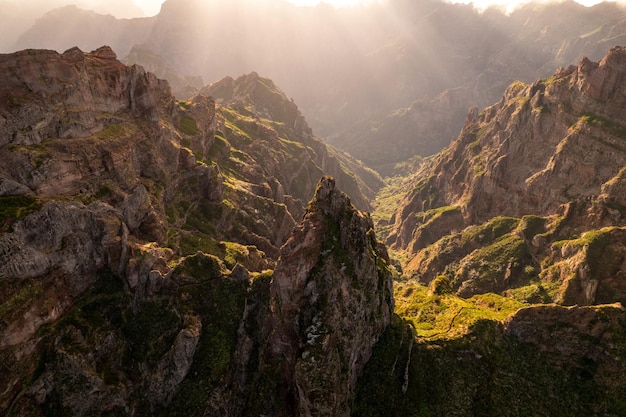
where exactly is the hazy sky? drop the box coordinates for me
[131,0,609,17]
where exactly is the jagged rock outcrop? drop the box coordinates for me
[389,47,626,304]
[147,316,202,409]
[267,177,394,416]
[0,201,127,347]
[0,46,173,147]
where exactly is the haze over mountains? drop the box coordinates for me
[4,1,626,415]
[5,0,626,173]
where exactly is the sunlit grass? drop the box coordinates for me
[394,280,524,340]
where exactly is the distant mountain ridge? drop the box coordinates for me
[11,0,626,173]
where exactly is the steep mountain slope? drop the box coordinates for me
[356,292,626,416]
[201,72,382,212]
[388,46,626,305]
[0,46,389,415]
[354,46,626,417]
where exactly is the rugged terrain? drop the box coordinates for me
[0,46,388,416]
[388,46,626,306]
[3,40,626,416]
[356,47,626,416]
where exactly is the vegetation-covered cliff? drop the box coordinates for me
[0,46,388,416]
[388,46,626,306]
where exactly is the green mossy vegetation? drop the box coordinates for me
[208,132,230,161]
[94,184,113,199]
[0,280,43,323]
[35,268,131,382]
[163,253,248,417]
[179,115,200,136]
[555,227,620,278]
[461,216,519,246]
[395,280,523,339]
[177,100,191,110]
[0,195,42,231]
[408,216,520,283]
[357,299,626,417]
[122,300,181,364]
[98,123,129,139]
[580,112,626,140]
[455,233,533,294]
[518,214,547,240]
[416,205,460,227]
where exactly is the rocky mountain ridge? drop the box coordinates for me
[388,46,626,306]
[3,26,626,417]
[352,48,626,417]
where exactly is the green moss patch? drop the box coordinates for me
[356,303,626,417]
[394,280,523,340]
[0,195,42,231]
[164,254,248,416]
[455,233,532,295]
[179,115,200,136]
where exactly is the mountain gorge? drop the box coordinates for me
[3,1,626,416]
[356,47,626,417]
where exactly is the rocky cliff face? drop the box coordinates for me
[356,290,626,416]
[0,46,172,147]
[352,47,626,415]
[387,47,626,305]
[0,47,389,416]
[266,177,393,416]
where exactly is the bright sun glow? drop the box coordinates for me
[448,0,605,12]
[285,0,371,5]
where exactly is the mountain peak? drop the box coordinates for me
[576,46,626,102]
[202,72,312,137]
[267,176,393,416]
[90,45,117,60]
[0,46,172,147]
